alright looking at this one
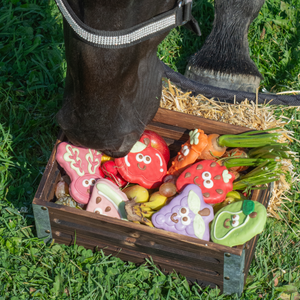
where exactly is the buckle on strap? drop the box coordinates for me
[178,0,192,25]
[177,0,201,36]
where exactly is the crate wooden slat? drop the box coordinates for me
[32,107,270,295]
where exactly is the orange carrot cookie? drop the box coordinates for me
[167,129,208,176]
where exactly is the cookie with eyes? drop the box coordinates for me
[56,142,104,205]
[167,129,208,176]
[114,141,167,189]
[176,160,235,204]
[152,184,214,241]
[210,200,267,247]
[86,178,128,219]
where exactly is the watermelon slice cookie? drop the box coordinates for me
[86,178,128,219]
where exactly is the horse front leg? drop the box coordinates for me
[185,0,265,92]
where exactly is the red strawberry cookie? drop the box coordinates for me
[176,160,235,204]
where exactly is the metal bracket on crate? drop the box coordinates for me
[32,204,53,244]
[223,249,245,296]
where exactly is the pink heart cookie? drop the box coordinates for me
[56,142,103,204]
[86,178,128,219]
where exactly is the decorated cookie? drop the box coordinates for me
[139,130,170,164]
[176,160,235,204]
[114,141,167,189]
[168,129,208,176]
[152,184,214,241]
[210,200,267,247]
[56,142,103,205]
[101,161,128,188]
[86,178,128,219]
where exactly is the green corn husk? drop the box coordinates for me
[217,128,282,148]
[232,161,284,193]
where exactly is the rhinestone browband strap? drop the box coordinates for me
[54,0,200,49]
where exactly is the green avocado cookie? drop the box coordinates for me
[210,200,267,247]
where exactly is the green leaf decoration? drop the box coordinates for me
[242,200,255,215]
[187,190,201,214]
[193,215,205,239]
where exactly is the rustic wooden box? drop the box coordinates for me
[32,108,271,296]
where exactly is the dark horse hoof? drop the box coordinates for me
[185,0,265,93]
[185,68,261,93]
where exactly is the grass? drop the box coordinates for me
[0,0,299,299]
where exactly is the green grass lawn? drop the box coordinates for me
[0,0,299,299]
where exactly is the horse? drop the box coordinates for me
[55,0,264,158]
[185,0,265,92]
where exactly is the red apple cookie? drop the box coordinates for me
[176,160,235,204]
[115,141,167,189]
[139,130,170,164]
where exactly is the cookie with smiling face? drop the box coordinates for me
[86,178,128,219]
[115,141,167,189]
[210,200,267,247]
[167,129,208,176]
[152,184,214,241]
[176,160,235,204]
[56,142,103,205]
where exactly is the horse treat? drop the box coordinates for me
[210,200,267,247]
[152,184,214,241]
[176,160,235,204]
[86,178,128,220]
[114,140,167,189]
[139,130,170,164]
[167,129,208,176]
[56,142,103,204]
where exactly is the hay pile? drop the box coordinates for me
[160,80,299,219]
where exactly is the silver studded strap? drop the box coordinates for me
[54,0,197,48]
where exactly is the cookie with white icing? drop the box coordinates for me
[210,200,267,247]
[86,178,128,219]
[115,141,167,189]
[176,160,235,204]
[152,184,214,241]
[56,142,103,204]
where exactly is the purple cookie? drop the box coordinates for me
[152,184,214,241]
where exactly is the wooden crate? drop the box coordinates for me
[32,108,271,296]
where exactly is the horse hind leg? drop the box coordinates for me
[185,0,265,93]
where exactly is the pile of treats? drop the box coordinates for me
[161,80,298,220]
[55,120,291,247]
